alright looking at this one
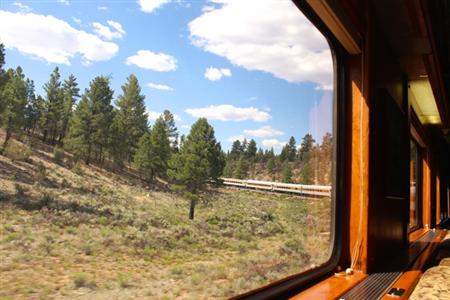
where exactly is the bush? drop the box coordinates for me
[71,161,83,175]
[53,147,65,165]
[15,184,27,197]
[73,272,96,289]
[117,272,132,288]
[4,142,32,162]
[36,162,47,181]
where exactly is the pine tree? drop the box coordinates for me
[0,44,6,112]
[267,157,276,178]
[280,144,290,162]
[113,74,148,164]
[281,163,293,183]
[234,155,249,179]
[59,75,80,143]
[133,116,171,181]
[319,132,332,184]
[298,134,316,184]
[288,136,297,161]
[23,79,39,134]
[168,118,224,219]
[246,139,257,159]
[1,67,27,149]
[41,67,64,144]
[65,95,92,162]
[162,110,178,150]
[229,140,242,160]
[65,76,113,164]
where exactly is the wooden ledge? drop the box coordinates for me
[409,228,429,243]
[380,229,447,300]
[289,271,367,300]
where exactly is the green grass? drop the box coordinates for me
[0,136,331,299]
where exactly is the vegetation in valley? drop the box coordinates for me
[0,44,332,299]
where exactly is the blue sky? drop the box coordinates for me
[0,0,334,152]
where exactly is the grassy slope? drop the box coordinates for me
[0,133,331,300]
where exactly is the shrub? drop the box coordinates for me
[4,142,32,162]
[53,147,65,165]
[117,272,132,288]
[36,162,47,181]
[15,184,27,197]
[71,161,83,175]
[73,272,96,289]
[39,193,53,208]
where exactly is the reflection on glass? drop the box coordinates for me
[410,139,420,229]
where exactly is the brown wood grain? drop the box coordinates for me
[289,272,367,300]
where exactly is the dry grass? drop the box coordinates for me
[0,132,331,299]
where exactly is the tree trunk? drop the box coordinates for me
[189,198,196,220]
[2,117,13,150]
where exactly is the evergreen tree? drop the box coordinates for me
[0,67,27,149]
[112,74,148,163]
[318,132,333,184]
[246,139,257,159]
[41,67,64,144]
[298,134,315,161]
[59,75,80,143]
[267,157,276,176]
[234,155,249,179]
[133,117,171,181]
[298,134,316,184]
[65,96,92,162]
[162,109,178,150]
[66,76,114,164]
[0,44,6,113]
[135,116,171,180]
[280,144,290,162]
[288,136,297,161]
[23,79,40,134]
[281,163,293,183]
[168,118,224,219]
[229,140,242,160]
[256,147,264,163]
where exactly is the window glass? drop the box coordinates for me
[0,0,334,298]
[410,139,421,229]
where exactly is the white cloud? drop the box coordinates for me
[12,2,32,12]
[185,104,270,122]
[204,67,231,81]
[244,125,284,138]
[262,139,285,149]
[126,50,177,71]
[0,10,118,65]
[138,0,170,13]
[92,20,125,40]
[56,0,70,5]
[189,0,333,90]
[147,82,173,91]
[72,17,81,25]
[98,6,108,11]
[108,21,125,34]
[147,110,181,122]
[228,135,246,142]
[202,5,215,13]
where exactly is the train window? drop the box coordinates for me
[409,138,421,230]
[0,0,338,298]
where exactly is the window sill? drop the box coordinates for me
[409,228,428,243]
[289,271,367,300]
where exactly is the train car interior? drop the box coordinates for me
[236,0,450,299]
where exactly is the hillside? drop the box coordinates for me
[0,132,331,299]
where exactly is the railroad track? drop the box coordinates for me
[220,178,331,197]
